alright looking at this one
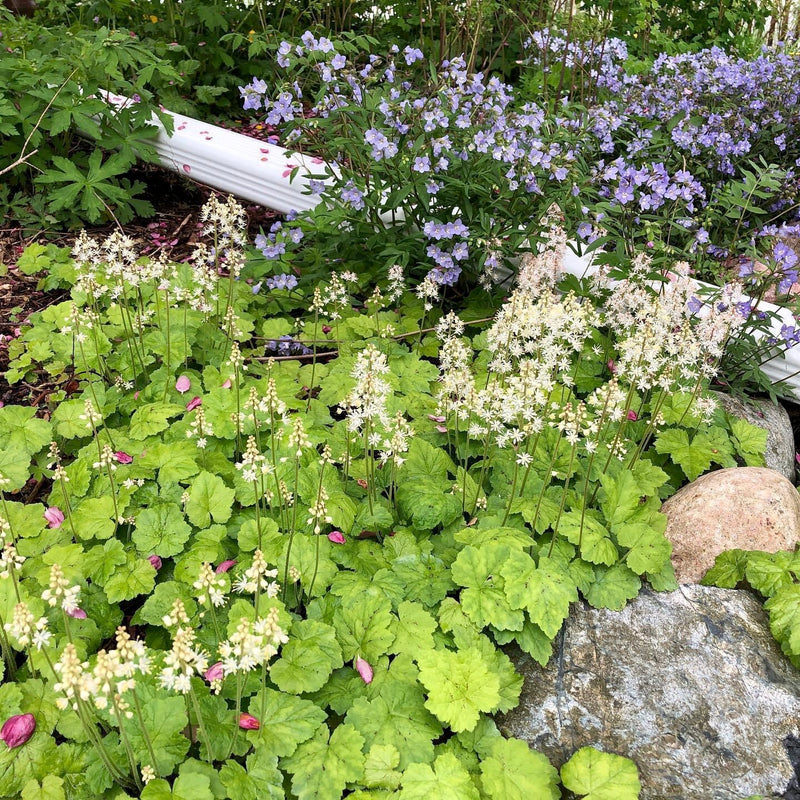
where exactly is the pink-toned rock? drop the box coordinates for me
[662,467,800,583]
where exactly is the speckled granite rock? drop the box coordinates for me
[716,393,796,483]
[660,467,800,583]
[499,586,800,800]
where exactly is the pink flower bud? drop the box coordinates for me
[626,410,639,422]
[66,607,87,619]
[186,396,202,412]
[148,555,162,571]
[328,531,346,544]
[222,379,232,389]
[355,656,373,684]
[205,662,224,682]
[238,712,260,730]
[215,559,236,573]
[43,507,64,529]
[1,714,35,749]
[114,451,133,464]
[175,375,191,393]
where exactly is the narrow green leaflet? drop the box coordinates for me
[400,752,479,800]
[451,544,525,632]
[186,472,235,527]
[417,647,501,732]
[270,619,344,694]
[282,723,365,800]
[501,555,578,639]
[479,738,560,800]
[245,689,327,759]
[560,747,641,800]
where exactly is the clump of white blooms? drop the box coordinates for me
[41,564,81,614]
[159,624,210,694]
[233,550,280,596]
[217,609,287,676]
[5,602,51,649]
[186,406,214,449]
[193,563,227,608]
[236,436,272,483]
[341,344,392,432]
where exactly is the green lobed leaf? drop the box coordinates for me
[400,752,479,800]
[270,619,344,694]
[479,738,560,800]
[560,747,641,800]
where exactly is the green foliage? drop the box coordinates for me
[0,12,183,228]
[0,201,754,799]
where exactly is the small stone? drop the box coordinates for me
[661,467,800,583]
[499,587,800,800]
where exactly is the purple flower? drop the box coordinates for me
[404,46,424,65]
[331,54,346,70]
[239,713,260,730]
[205,662,224,682]
[175,375,191,394]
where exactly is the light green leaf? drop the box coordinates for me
[270,619,344,694]
[122,689,190,775]
[765,583,800,656]
[186,472,235,528]
[103,552,156,603]
[480,738,560,800]
[140,442,200,485]
[400,752,479,800]
[282,723,365,800]
[417,647,501,732]
[245,689,327,758]
[73,496,117,540]
[364,744,402,790]
[390,601,437,657]
[560,747,641,800]
[701,549,749,588]
[452,544,525,631]
[0,406,51,455]
[502,555,578,639]
[141,774,214,800]
[133,503,192,557]
[129,402,184,440]
[345,680,442,769]
[334,592,396,662]
[585,564,641,610]
[21,775,66,800]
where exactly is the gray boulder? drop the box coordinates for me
[499,586,800,800]
[716,393,796,483]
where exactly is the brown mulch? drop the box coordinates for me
[0,135,284,409]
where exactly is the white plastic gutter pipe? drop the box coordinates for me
[103,94,800,400]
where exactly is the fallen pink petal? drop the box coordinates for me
[186,396,202,411]
[428,414,446,423]
[238,712,260,730]
[204,662,224,682]
[66,607,87,619]
[148,555,163,571]
[355,656,373,684]
[1,714,35,749]
[114,451,133,464]
[328,531,346,544]
[175,375,191,393]
[44,506,64,529]
[221,379,232,389]
[215,559,236,573]
[626,410,639,421]
[435,425,448,433]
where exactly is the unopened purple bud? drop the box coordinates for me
[186,396,202,411]
[355,656,373,684]
[44,507,65,529]
[239,712,260,730]
[1,714,35,749]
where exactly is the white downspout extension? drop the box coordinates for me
[106,95,800,401]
